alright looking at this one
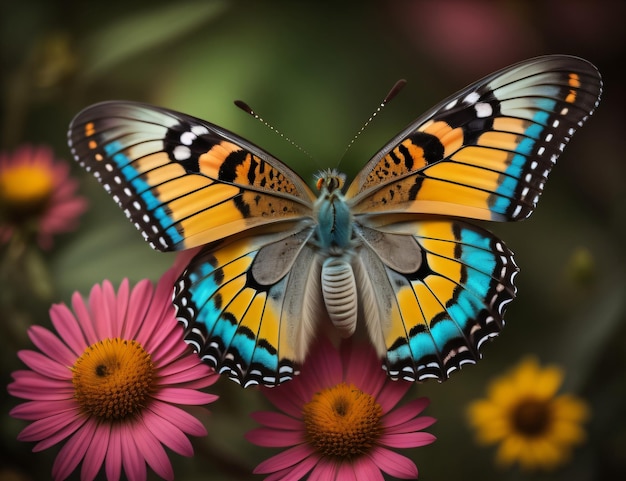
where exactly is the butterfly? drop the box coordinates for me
[68,55,602,387]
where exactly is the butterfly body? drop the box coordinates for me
[69,55,602,387]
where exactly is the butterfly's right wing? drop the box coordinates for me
[174,224,326,387]
[68,101,317,251]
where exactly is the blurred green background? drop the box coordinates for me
[1,0,625,480]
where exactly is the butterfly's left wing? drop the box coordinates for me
[354,218,517,381]
[68,101,316,251]
[346,55,602,221]
[348,55,600,381]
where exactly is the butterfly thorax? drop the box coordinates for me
[314,169,352,253]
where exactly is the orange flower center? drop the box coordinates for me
[302,382,383,459]
[72,338,155,420]
[511,397,553,437]
[0,164,54,216]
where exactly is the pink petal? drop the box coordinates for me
[133,419,174,481]
[368,447,418,479]
[154,387,216,405]
[148,401,207,437]
[254,443,314,473]
[156,357,215,383]
[113,278,133,337]
[101,280,123,338]
[246,427,304,447]
[383,397,431,427]
[136,285,174,352]
[352,456,385,481]
[335,460,360,481]
[250,411,302,430]
[142,409,195,456]
[65,292,95,344]
[27,323,77,366]
[385,397,430,426]
[148,325,190,367]
[48,303,86,357]
[120,422,147,481]
[89,283,112,340]
[8,371,74,400]
[375,380,412,412]
[309,459,339,481]
[81,422,110,481]
[268,453,318,481]
[304,337,342,392]
[263,384,307,418]
[17,350,70,380]
[51,419,97,481]
[10,399,77,420]
[71,290,98,345]
[106,426,123,481]
[343,341,386,397]
[21,411,85,448]
[384,415,437,434]
[379,432,437,448]
[124,279,153,341]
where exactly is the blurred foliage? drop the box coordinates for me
[1,0,625,480]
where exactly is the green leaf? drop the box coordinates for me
[79,0,229,79]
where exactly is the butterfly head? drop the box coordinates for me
[315,169,346,194]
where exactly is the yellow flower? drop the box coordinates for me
[467,356,589,471]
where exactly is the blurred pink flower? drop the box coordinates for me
[0,144,86,249]
[246,338,436,480]
[8,268,219,481]
[392,0,537,76]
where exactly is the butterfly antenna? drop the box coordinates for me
[234,100,314,161]
[339,79,407,163]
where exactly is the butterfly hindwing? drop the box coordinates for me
[356,219,517,381]
[174,224,324,387]
[68,101,316,251]
[347,56,602,222]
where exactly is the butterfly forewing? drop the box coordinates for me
[68,101,316,251]
[347,55,602,222]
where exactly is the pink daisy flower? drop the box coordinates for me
[7,268,219,481]
[246,338,437,480]
[0,144,86,249]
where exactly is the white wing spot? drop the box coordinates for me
[180,131,196,145]
[445,99,458,110]
[173,145,191,161]
[463,91,480,104]
[191,125,210,136]
[475,102,493,118]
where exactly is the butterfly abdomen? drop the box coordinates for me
[321,256,358,337]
